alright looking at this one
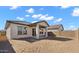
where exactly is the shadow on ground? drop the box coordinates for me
[13,37,40,43]
[48,36,72,41]
[13,36,73,43]
[0,39,15,53]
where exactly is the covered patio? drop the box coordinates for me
[28,21,49,39]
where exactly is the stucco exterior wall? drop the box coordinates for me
[6,21,49,39]
[6,24,11,40]
[7,23,33,39]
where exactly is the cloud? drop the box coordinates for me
[32,14,54,21]
[10,6,19,10]
[25,15,30,17]
[32,14,42,18]
[32,14,63,22]
[32,21,38,23]
[72,8,79,16]
[54,18,63,23]
[60,6,70,9]
[69,25,77,30]
[65,25,77,30]
[25,8,34,13]
[16,17,24,21]
[39,14,54,20]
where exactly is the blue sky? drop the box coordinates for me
[0,6,79,30]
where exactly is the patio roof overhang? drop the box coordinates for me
[5,20,49,29]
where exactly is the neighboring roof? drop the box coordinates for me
[48,24,64,31]
[5,20,49,29]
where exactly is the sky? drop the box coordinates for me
[0,6,79,30]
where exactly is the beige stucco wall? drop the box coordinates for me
[6,23,33,39]
[6,24,12,40]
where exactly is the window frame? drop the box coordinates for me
[40,28,44,35]
[17,26,27,35]
[17,26,23,35]
[23,27,27,35]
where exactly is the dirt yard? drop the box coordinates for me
[8,37,79,53]
[1,35,79,53]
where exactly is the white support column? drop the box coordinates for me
[36,24,39,39]
[46,27,48,37]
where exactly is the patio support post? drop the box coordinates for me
[36,24,39,39]
[46,27,48,37]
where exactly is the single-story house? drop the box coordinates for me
[48,24,64,31]
[5,20,49,39]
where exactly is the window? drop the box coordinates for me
[23,27,27,35]
[17,26,27,35]
[40,28,44,34]
[18,26,23,35]
[40,32,43,34]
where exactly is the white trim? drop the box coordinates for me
[36,24,39,39]
[46,27,48,37]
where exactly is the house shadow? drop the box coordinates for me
[0,39,15,53]
[14,37,41,43]
[47,36,72,41]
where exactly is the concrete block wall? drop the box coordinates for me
[76,28,79,40]
[48,30,77,39]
